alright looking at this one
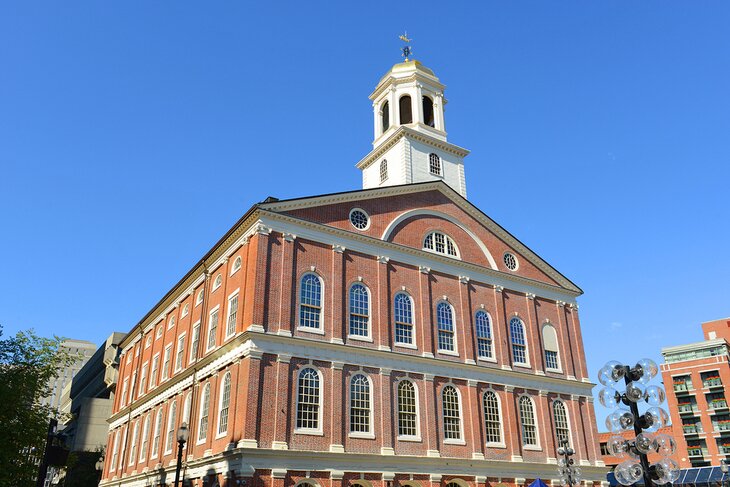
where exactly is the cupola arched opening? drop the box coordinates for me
[399,95,413,125]
[422,96,434,127]
[381,101,390,132]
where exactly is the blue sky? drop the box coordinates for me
[1,2,728,427]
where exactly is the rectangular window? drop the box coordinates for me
[189,322,201,364]
[545,350,559,369]
[175,334,185,372]
[120,378,129,407]
[149,354,159,389]
[162,345,172,380]
[207,308,219,351]
[138,363,148,396]
[226,293,239,338]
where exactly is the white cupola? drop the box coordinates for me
[356,59,469,197]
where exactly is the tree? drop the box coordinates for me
[0,325,75,487]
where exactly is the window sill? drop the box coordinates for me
[294,429,324,436]
[348,432,375,440]
[348,335,373,343]
[523,445,542,451]
[486,442,507,449]
[296,326,325,336]
[394,342,417,350]
[397,435,422,442]
[438,349,459,357]
[545,367,563,374]
[513,362,531,369]
[215,431,227,440]
[478,356,498,364]
[444,438,466,445]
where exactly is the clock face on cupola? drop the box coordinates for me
[357,36,469,198]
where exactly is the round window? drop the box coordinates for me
[349,208,370,230]
[503,252,518,271]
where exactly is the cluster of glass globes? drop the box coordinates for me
[556,445,581,486]
[598,359,680,485]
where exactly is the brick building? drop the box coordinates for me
[100,59,606,487]
[661,318,730,468]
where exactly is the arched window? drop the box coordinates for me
[139,414,150,461]
[394,293,414,345]
[165,401,177,453]
[399,95,413,124]
[231,256,242,275]
[183,392,192,424]
[196,289,204,306]
[218,372,232,435]
[349,283,370,338]
[213,273,223,291]
[382,100,390,132]
[181,303,189,318]
[380,159,388,183]
[423,231,458,257]
[350,374,371,434]
[197,384,211,442]
[110,431,119,472]
[475,311,493,359]
[519,396,538,446]
[429,153,441,175]
[128,421,139,465]
[299,274,323,329]
[423,96,435,127]
[543,324,561,370]
[296,368,321,431]
[553,400,570,445]
[510,317,528,365]
[442,385,461,440]
[398,380,418,437]
[436,302,456,352]
[483,391,502,443]
[151,409,163,458]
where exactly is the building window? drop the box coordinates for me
[423,231,458,257]
[350,374,371,434]
[218,372,232,435]
[231,256,242,275]
[183,393,193,424]
[519,396,538,446]
[128,421,139,465]
[381,100,390,132]
[156,326,163,339]
[503,252,519,271]
[197,384,211,442]
[145,335,152,349]
[296,368,321,431]
[442,385,462,440]
[437,302,456,352]
[226,292,239,338]
[398,380,418,437]
[139,414,150,462]
[196,289,204,306]
[380,159,388,183]
[423,96,435,127]
[120,378,129,407]
[207,308,219,351]
[429,153,441,175]
[553,400,570,445]
[475,311,493,359]
[165,401,177,453]
[151,409,163,458]
[181,304,189,318]
[543,324,561,370]
[483,391,502,443]
[510,317,528,365]
[212,274,222,291]
[189,322,201,364]
[138,363,148,396]
[175,334,185,372]
[349,208,370,230]
[394,292,414,345]
[162,345,172,380]
[149,354,159,389]
[110,431,119,472]
[349,283,370,338]
[299,274,323,330]
[399,95,412,124]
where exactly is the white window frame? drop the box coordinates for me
[393,292,416,349]
[181,303,189,318]
[519,394,541,450]
[429,152,442,176]
[162,344,172,381]
[225,289,240,339]
[216,372,232,437]
[149,354,160,389]
[510,316,531,368]
[475,309,497,363]
[396,379,421,441]
[436,300,458,356]
[164,400,177,454]
[120,378,129,407]
[174,333,186,372]
[138,362,148,396]
[128,421,139,466]
[183,392,193,424]
[542,323,562,373]
[230,256,242,275]
[145,335,151,349]
[109,430,119,472]
[380,159,388,183]
[442,383,465,445]
[212,273,222,291]
[138,414,150,463]
[347,282,372,342]
[294,366,324,436]
[189,321,201,365]
[167,315,176,330]
[155,325,163,340]
[197,383,211,444]
[483,388,506,448]
[348,373,374,439]
[151,408,163,459]
[207,305,220,351]
[552,399,572,447]
[195,289,204,306]
[297,273,325,334]
[423,231,460,259]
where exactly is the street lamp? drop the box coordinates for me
[174,422,190,487]
[598,359,679,486]
[557,437,581,487]
[94,456,104,483]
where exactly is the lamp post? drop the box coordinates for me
[598,359,679,486]
[174,422,189,487]
[721,459,728,487]
[557,438,581,487]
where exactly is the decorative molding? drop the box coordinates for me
[331,361,345,370]
[538,390,548,397]
[430,474,443,482]
[526,293,536,300]
[380,447,395,456]
[459,275,470,284]
[332,244,346,254]
[255,223,272,235]
[329,444,345,453]
[556,300,566,307]
[330,469,345,480]
[271,468,288,478]
[504,385,515,392]
[419,266,431,274]
[494,285,504,293]
[277,354,292,363]
[377,255,390,264]
[271,441,288,450]
[283,233,297,242]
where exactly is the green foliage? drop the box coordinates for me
[63,449,104,487]
[0,325,76,487]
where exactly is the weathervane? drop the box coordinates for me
[399,32,413,61]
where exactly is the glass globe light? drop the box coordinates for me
[558,458,567,467]
[635,358,659,385]
[635,433,654,454]
[599,360,626,386]
[598,386,621,408]
[608,435,631,458]
[572,467,582,481]
[615,460,644,486]
[558,447,566,456]
[643,406,670,432]
[652,434,677,456]
[652,458,680,485]
[567,447,575,456]
[606,408,636,432]
[625,382,645,403]
[644,385,666,406]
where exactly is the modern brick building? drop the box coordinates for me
[661,318,730,468]
[101,58,606,487]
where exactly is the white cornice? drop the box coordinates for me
[356,127,469,170]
